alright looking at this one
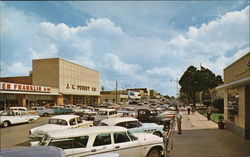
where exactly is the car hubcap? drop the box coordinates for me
[149,150,159,157]
[3,122,8,127]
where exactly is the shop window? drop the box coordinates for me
[227,88,239,123]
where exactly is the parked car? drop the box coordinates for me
[51,106,73,114]
[98,117,164,137]
[10,106,38,115]
[75,111,97,120]
[117,107,136,117]
[31,126,164,157]
[137,109,159,123]
[32,106,54,117]
[94,109,123,122]
[64,104,80,112]
[0,110,32,127]
[155,110,176,125]
[29,115,93,138]
[0,146,66,157]
[14,110,40,122]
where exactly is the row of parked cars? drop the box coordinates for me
[1,103,177,157]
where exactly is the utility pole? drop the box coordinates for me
[115,81,118,103]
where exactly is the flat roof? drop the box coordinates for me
[33,58,99,73]
[216,77,250,90]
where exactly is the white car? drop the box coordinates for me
[94,109,123,122]
[29,115,93,138]
[31,126,164,157]
[0,111,31,127]
[98,117,164,137]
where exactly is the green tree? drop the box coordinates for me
[179,65,223,108]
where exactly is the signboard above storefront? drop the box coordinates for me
[0,82,51,93]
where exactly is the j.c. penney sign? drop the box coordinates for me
[0,82,51,93]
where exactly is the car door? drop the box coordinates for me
[89,133,114,155]
[113,131,140,157]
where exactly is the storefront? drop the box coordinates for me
[216,52,250,139]
[0,82,60,110]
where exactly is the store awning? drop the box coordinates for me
[216,77,250,90]
[0,90,61,95]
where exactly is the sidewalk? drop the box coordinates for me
[168,111,250,157]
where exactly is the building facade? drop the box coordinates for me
[0,58,100,109]
[216,52,250,139]
[100,90,129,104]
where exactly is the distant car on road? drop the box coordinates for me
[94,109,123,123]
[51,106,73,114]
[32,106,54,117]
[29,115,93,139]
[98,117,164,137]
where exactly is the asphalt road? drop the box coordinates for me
[0,117,50,149]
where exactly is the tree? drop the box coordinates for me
[179,65,223,108]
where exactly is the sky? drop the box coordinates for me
[0,1,249,96]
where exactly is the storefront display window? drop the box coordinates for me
[227,88,239,123]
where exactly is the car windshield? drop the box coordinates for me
[40,135,51,146]
[127,131,137,141]
[48,119,68,125]
[98,111,108,115]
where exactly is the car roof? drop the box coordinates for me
[101,117,138,126]
[47,126,128,139]
[50,115,79,121]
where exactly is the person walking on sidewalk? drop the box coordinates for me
[206,106,213,121]
[176,108,183,134]
[187,105,191,115]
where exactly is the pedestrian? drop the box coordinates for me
[187,105,191,115]
[191,105,195,115]
[206,106,213,121]
[176,108,183,134]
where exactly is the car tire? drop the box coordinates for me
[43,113,49,117]
[153,131,162,137]
[2,121,10,128]
[146,148,161,157]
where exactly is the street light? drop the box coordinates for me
[170,78,179,98]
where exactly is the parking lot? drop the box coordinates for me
[0,104,151,149]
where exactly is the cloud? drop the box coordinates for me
[1,2,249,96]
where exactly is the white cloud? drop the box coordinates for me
[29,43,58,59]
[146,67,181,78]
[4,62,31,76]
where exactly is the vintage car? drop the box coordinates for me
[29,115,93,138]
[0,110,32,127]
[31,126,164,157]
[0,146,66,157]
[98,117,164,137]
[117,107,136,117]
[155,110,176,126]
[51,106,73,114]
[137,109,159,123]
[14,110,40,122]
[64,104,80,112]
[94,109,123,122]
[75,111,97,120]
[32,106,54,117]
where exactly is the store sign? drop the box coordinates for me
[0,82,51,93]
[66,83,97,91]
